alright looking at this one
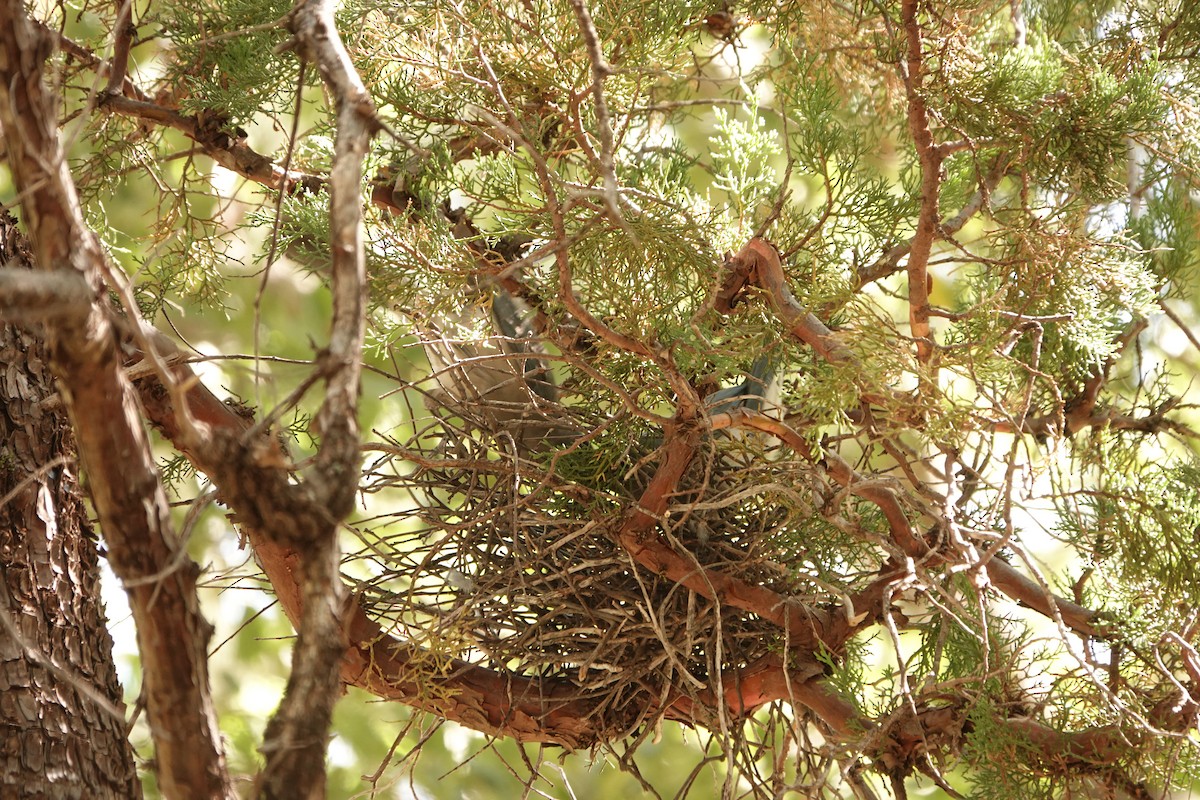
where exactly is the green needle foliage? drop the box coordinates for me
[8,0,1200,798]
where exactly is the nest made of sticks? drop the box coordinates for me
[345,355,861,738]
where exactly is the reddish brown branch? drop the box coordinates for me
[720,238,856,364]
[899,0,943,367]
[1004,719,1131,765]
[991,320,1152,439]
[856,156,1006,289]
[615,421,852,654]
[601,412,885,731]
[802,422,1101,636]
[720,238,895,415]
[984,560,1104,636]
[666,654,850,733]
[1009,401,1196,439]
[714,241,1104,639]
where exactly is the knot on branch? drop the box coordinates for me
[871,702,969,780]
[191,109,275,175]
[715,238,779,314]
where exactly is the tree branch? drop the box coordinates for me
[0,268,92,319]
[103,0,134,97]
[568,0,624,226]
[614,419,853,653]
[0,8,232,797]
[100,94,324,195]
[127,342,856,744]
[229,2,379,795]
[855,155,1006,289]
[716,240,1105,639]
[899,0,943,367]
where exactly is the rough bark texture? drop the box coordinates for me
[227,3,374,796]
[0,215,141,799]
[0,8,233,797]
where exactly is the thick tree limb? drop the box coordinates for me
[0,8,233,798]
[0,211,142,799]
[0,268,92,319]
[227,2,379,796]
[131,346,848,744]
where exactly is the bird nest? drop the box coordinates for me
[345,360,853,739]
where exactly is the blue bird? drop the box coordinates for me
[705,353,778,415]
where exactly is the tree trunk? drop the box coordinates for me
[0,213,141,798]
